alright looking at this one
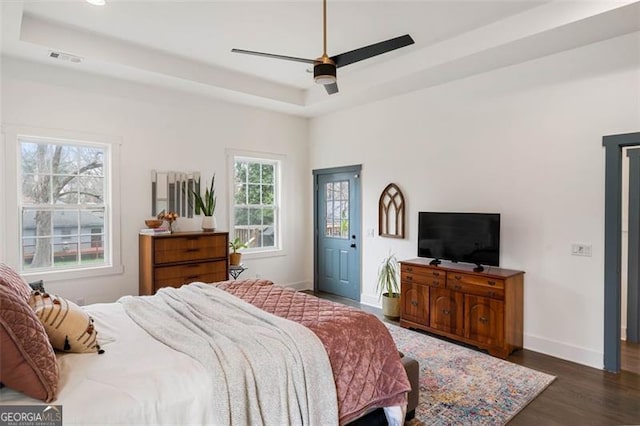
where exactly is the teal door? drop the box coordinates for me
[313,166,361,300]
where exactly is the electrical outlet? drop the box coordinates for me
[571,244,592,257]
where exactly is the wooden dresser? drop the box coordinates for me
[139,231,229,296]
[399,257,524,358]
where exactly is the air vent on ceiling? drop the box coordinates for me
[49,51,83,63]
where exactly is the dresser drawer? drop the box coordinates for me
[154,261,227,289]
[401,264,445,279]
[401,271,445,288]
[446,280,504,299]
[401,265,445,287]
[447,272,505,289]
[154,234,227,264]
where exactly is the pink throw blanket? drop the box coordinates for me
[214,279,411,424]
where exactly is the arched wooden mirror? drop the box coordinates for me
[379,183,405,238]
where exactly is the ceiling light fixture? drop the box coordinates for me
[86,0,106,6]
[313,56,337,85]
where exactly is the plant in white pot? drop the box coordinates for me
[192,174,216,231]
[377,252,401,319]
[229,237,253,266]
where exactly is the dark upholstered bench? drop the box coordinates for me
[348,353,420,425]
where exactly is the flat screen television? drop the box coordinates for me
[417,212,500,271]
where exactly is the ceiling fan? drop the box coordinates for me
[231,0,414,95]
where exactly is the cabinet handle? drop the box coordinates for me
[406,275,413,281]
[185,275,200,280]
[432,272,440,277]
[406,267,413,272]
[442,309,450,315]
[479,317,489,324]
[454,275,462,280]
[487,291,496,297]
[488,280,496,286]
[186,248,200,253]
[432,281,440,287]
[454,284,462,290]
[185,236,199,241]
[410,300,418,307]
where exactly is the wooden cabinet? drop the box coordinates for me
[139,231,229,295]
[399,258,524,358]
[430,287,464,336]
[401,282,429,324]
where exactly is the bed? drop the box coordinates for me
[0,269,415,426]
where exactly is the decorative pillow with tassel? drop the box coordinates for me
[29,291,104,354]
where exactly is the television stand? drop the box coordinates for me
[399,258,524,358]
[473,264,484,272]
[429,258,441,266]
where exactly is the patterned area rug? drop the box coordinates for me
[386,324,555,425]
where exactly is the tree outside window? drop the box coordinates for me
[233,157,278,251]
[20,138,109,271]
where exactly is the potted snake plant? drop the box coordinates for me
[192,174,216,231]
[377,252,401,319]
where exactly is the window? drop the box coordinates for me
[231,156,280,253]
[18,136,111,273]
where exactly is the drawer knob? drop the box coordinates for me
[488,291,496,297]
[479,316,489,324]
[454,284,462,290]
[407,267,413,272]
[432,272,440,277]
[488,280,496,286]
[410,300,418,307]
[454,275,462,280]
[432,281,440,287]
[406,275,413,281]
[186,248,200,253]
[442,309,450,315]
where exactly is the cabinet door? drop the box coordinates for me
[401,282,429,325]
[464,295,504,347]
[430,287,464,336]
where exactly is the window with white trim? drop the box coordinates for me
[18,136,112,273]
[231,156,280,252]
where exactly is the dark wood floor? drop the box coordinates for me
[310,291,640,426]
[622,340,640,375]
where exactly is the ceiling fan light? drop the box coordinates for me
[315,75,337,85]
[314,62,337,85]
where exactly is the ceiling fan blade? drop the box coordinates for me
[231,48,315,65]
[324,82,339,95]
[331,34,414,68]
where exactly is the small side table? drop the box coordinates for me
[229,264,247,280]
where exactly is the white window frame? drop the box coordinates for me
[227,149,284,258]
[1,125,123,281]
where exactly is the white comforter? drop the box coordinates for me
[0,289,338,425]
[120,283,338,426]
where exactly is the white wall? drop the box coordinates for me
[309,32,640,368]
[1,57,311,304]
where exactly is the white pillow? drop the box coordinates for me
[29,291,104,354]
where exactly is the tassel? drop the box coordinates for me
[64,336,71,351]
[97,344,105,355]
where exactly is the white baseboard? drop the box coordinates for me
[622,327,627,341]
[524,333,603,370]
[339,293,607,370]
